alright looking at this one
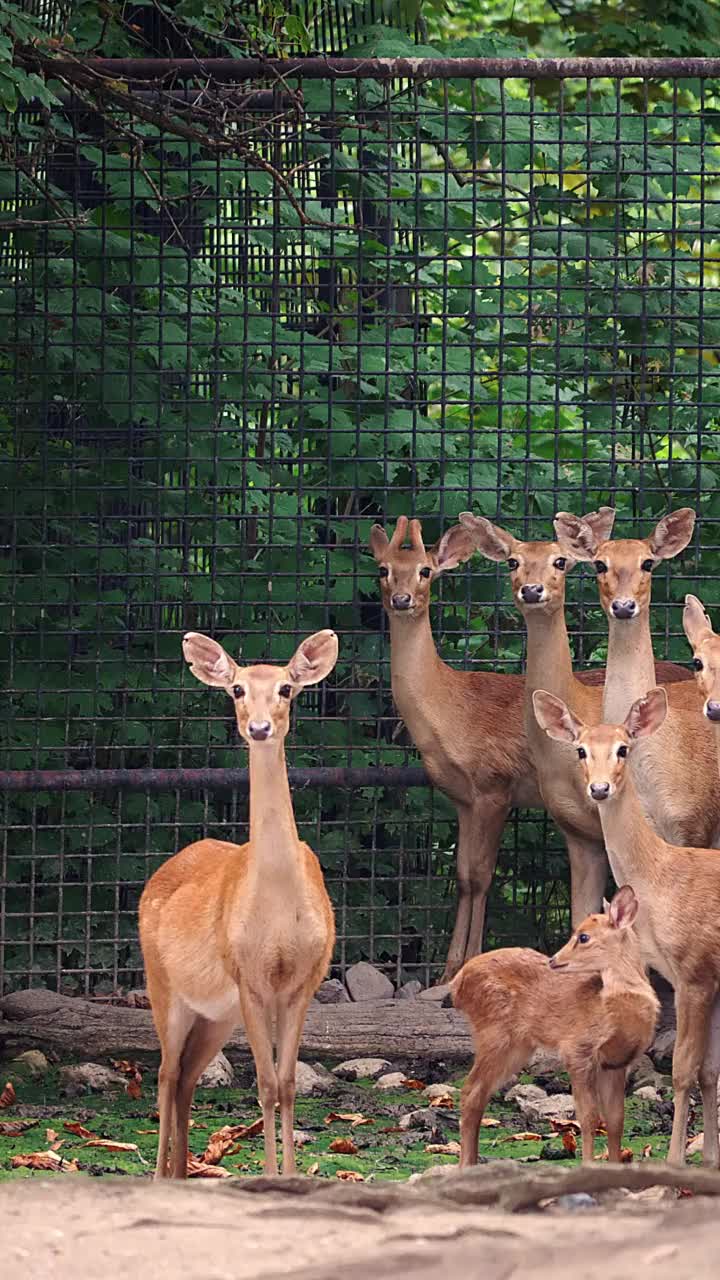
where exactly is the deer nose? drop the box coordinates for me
[248,720,272,741]
[589,782,610,801]
[520,584,545,604]
[391,593,413,611]
[611,598,637,620]
[706,701,720,722]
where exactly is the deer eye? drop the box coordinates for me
[594,561,608,574]
[378,566,389,578]
[279,684,292,699]
[641,558,654,572]
[419,566,431,579]
[507,557,519,570]
[577,746,587,760]
[577,932,590,944]
[693,657,704,672]
[233,686,245,699]
[553,557,567,570]
[617,744,628,758]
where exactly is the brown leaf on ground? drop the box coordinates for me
[548,1118,581,1135]
[642,1144,653,1158]
[350,1117,374,1128]
[562,1131,578,1156]
[307,1161,319,1176]
[0,1081,17,1109]
[401,1079,426,1091]
[430,1096,455,1109]
[594,1147,609,1161]
[620,1147,634,1163]
[200,1119,264,1165]
[324,1112,364,1126]
[187,1156,232,1179]
[83,1139,140,1153]
[336,1169,364,1182]
[480,1117,501,1128]
[126,1079,142,1100]
[509,1132,544,1142]
[46,1128,58,1144]
[379,1126,404,1134]
[63,1122,97,1139]
[0,1120,37,1137]
[424,1141,461,1155]
[329,1138,358,1155]
[10,1150,78,1172]
[136,1129,159,1135]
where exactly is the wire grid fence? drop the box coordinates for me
[2,57,720,995]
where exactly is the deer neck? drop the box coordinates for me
[523,605,576,702]
[603,613,655,723]
[388,611,444,728]
[246,739,302,894]
[593,774,667,889]
[600,941,653,1002]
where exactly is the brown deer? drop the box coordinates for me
[533,685,720,1167]
[370,514,610,979]
[139,630,337,1180]
[683,593,720,734]
[555,509,720,848]
[451,885,658,1167]
[458,509,691,926]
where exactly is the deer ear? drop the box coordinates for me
[183,633,238,688]
[532,689,585,744]
[683,594,713,649]
[458,512,515,562]
[286,630,338,687]
[553,512,600,561]
[602,896,612,915]
[431,524,478,573]
[649,508,696,560]
[583,506,616,543]
[369,524,390,559]
[624,688,668,740]
[608,885,638,930]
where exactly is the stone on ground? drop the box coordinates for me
[58,1063,127,1097]
[344,962,394,1002]
[417,983,451,1002]
[332,1057,393,1082]
[374,1072,408,1090]
[11,1049,50,1077]
[314,979,350,1004]
[633,1085,661,1103]
[295,1062,327,1097]
[515,1092,576,1126]
[423,1082,460,1101]
[528,1049,564,1076]
[505,1082,548,1106]
[197,1051,234,1088]
[395,980,423,1000]
[651,1028,675,1061]
[399,1107,438,1131]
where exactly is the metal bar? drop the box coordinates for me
[0,767,429,793]
[42,56,720,81]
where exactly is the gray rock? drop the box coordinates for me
[528,1049,564,1077]
[332,1057,393,1082]
[399,1108,438,1131]
[0,988,75,1020]
[417,984,451,1002]
[629,1054,656,1087]
[555,1193,598,1212]
[197,1051,234,1088]
[293,1129,313,1147]
[295,1062,326,1097]
[423,1083,460,1101]
[58,1063,127,1097]
[652,1027,676,1060]
[314,979,350,1005]
[374,1072,408,1091]
[516,1093,576,1126]
[125,988,151,1009]
[344,962,394,1002]
[633,1085,661,1103]
[309,1062,338,1087]
[395,980,423,1001]
[505,1082,548,1106]
[11,1050,50,1077]
[686,1133,704,1157]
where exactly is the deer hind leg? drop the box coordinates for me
[699,993,720,1168]
[565,837,608,927]
[171,1009,239,1179]
[240,991,279,1177]
[153,996,195,1180]
[597,1068,627,1164]
[668,983,715,1166]
[442,797,510,982]
[276,993,314,1176]
[460,1039,530,1168]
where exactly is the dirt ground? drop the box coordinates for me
[3,1167,720,1280]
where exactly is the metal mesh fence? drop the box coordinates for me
[2,56,720,994]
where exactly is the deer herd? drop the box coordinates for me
[139,503,720,1181]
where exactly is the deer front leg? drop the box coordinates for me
[275,995,312,1176]
[565,836,608,928]
[240,991,279,1177]
[442,796,510,982]
[597,1067,627,1164]
[698,994,720,1168]
[668,982,715,1166]
[568,1066,599,1165]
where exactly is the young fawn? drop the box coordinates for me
[139,629,337,1180]
[451,886,658,1166]
[533,685,720,1166]
[684,593,720,731]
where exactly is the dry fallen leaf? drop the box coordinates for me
[0,1120,37,1137]
[126,1079,142,1101]
[402,1079,426,1091]
[329,1138,358,1155]
[549,1118,581,1135]
[480,1117,501,1128]
[10,1150,78,1173]
[63,1122,97,1139]
[307,1161,319,1176]
[187,1156,232,1179]
[641,1143,653,1159]
[136,1129,159,1135]
[562,1131,578,1156]
[595,1147,609,1161]
[424,1140,462,1155]
[336,1169,364,1182]
[620,1147,634,1163]
[351,1117,374,1128]
[324,1112,364,1126]
[430,1095,455,1109]
[46,1128,58,1144]
[83,1139,140,1153]
[0,1081,17,1109]
[509,1132,544,1142]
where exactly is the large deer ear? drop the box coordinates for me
[553,507,615,560]
[286,630,339,687]
[683,594,713,650]
[608,885,638,930]
[369,524,390,559]
[532,689,585,744]
[649,508,696,560]
[458,512,515,562]
[624,688,668,740]
[430,524,478,573]
[183,633,238,688]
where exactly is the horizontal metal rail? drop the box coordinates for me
[38,56,720,82]
[0,766,430,793]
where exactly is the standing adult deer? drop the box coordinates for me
[370,515,610,978]
[458,509,692,926]
[139,630,337,1179]
[452,885,658,1167]
[555,509,720,847]
[533,686,720,1167]
[683,593,720,736]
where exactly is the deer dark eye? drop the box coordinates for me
[577,746,587,759]
[233,686,245,699]
[693,657,704,671]
[279,684,292,698]
[578,932,590,944]
[641,558,654,572]
[554,557,567,570]
[419,566,431,579]
[617,744,628,758]
[379,566,389,578]
[507,557,519,570]
[594,561,608,574]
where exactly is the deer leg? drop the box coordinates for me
[171,1010,238,1179]
[568,1067,599,1164]
[565,837,608,927]
[276,995,313,1175]
[597,1068,627,1164]
[459,1039,531,1168]
[699,994,720,1168]
[240,992,279,1176]
[442,797,510,982]
[153,995,195,1180]
[668,983,715,1166]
